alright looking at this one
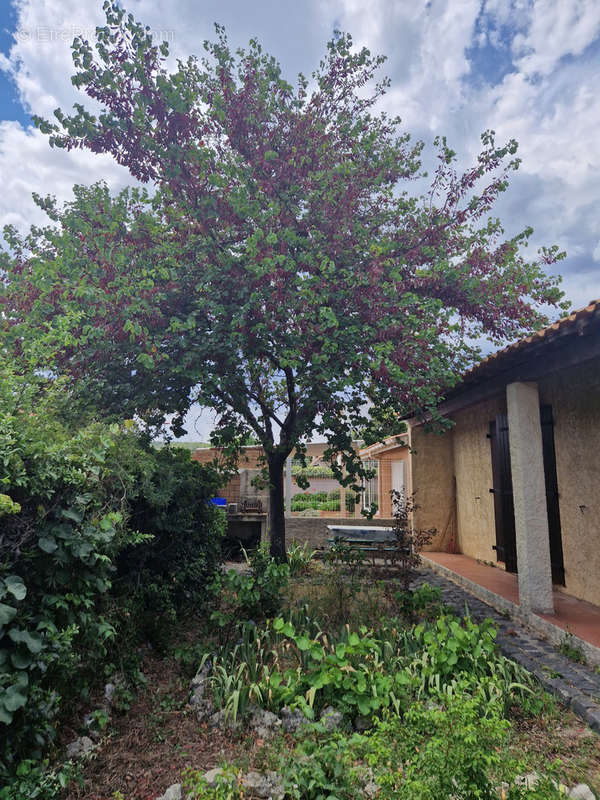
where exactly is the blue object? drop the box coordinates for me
[210,497,227,508]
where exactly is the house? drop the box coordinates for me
[404,298,600,614]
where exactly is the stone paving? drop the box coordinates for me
[415,567,600,733]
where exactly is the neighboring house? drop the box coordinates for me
[358,434,410,517]
[192,442,361,516]
[406,299,600,613]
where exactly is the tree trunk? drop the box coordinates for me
[267,454,287,562]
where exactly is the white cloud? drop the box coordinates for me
[512,0,600,77]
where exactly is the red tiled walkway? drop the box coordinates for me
[425,552,600,650]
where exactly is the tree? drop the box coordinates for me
[1,3,565,560]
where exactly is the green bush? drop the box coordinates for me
[113,446,225,648]
[209,547,290,633]
[0,367,226,776]
[0,393,133,768]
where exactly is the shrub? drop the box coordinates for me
[0,366,226,775]
[113,446,225,648]
[364,693,512,799]
[409,614,537,711]
[0,385,135,769]
[209,547,290,636]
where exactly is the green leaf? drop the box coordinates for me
[8,629,43,654]
[61,507,83,523]
[4,575,26,601]
[10,650,32,669]
[3,686,28,712]
[0,603,17,627]
[38,536,58,553]
[296,635,311,651]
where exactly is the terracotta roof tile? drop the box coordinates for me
[461,298,600,383]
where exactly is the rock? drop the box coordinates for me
[191,660,211,689]
[354,714,372,732]
[320,706,344,732]
[156,785,182,800]
[193,697,215,723]
[248,706,282,739]
[104,682,117,706]
[514,772,541,790]
[280,705,308,734]
[66,736,96,759]
[208,709,241,732]
[203,768,224,787]
[241,770,284,799]
[568,785,596,799]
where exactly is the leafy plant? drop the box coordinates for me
[394,582,444,621]
[286,541,316,576]
[283,735,363,799]
[0,759,80,800]
[409,614,537,711]
[183,766,244,799]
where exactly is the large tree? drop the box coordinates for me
[1,3,565,559]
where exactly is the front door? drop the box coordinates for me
[488,406,565,584]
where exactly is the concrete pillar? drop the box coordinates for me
[285,456,292,517]
[506,382,554,615]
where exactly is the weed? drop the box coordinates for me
[558,630,587,665]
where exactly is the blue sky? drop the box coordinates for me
[0,0,599,439]
[0,3,29,125]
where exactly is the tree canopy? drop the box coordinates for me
[1,2,565,557]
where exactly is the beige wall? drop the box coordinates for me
[538,360,600,606]
[452,395,505,563]
[409,424,455,550]
[411,358,600,607]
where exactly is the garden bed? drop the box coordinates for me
[55,553,600,800]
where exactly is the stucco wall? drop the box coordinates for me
[409,424,455,550]
[452,395,506,563]
[538,359,600,605]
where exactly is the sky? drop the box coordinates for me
[0,0,599,441]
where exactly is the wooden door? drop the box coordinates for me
[540,406,565,585]
[489,414,518,572]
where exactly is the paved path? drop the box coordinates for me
[415,567,600,733]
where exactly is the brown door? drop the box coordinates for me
[488,406,565,584]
